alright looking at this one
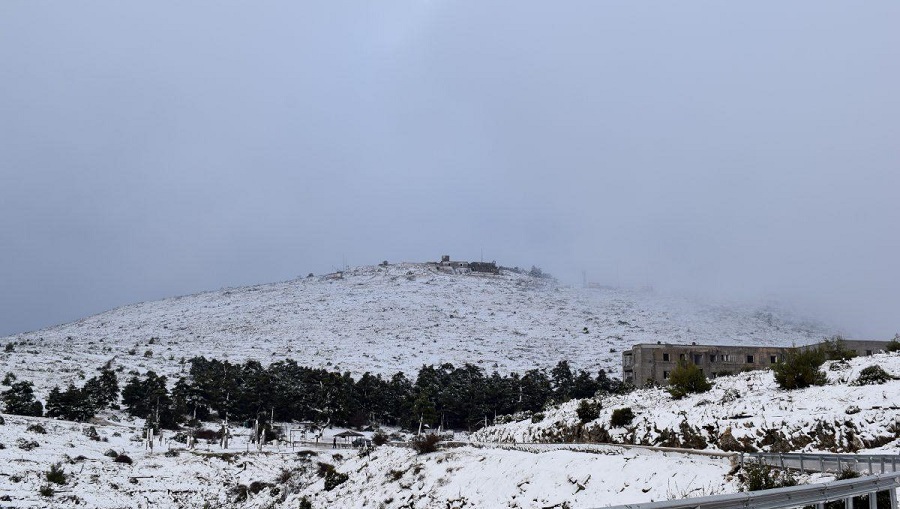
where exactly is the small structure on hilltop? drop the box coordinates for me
[622,339,892,386]
[427,255,500,275]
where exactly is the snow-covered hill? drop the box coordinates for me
[0,262,832,397]
[473,352,900,455]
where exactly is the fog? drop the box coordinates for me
[1,1,897,338]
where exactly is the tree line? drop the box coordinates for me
[1,358,626,431]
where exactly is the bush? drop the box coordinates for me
[298,496,313,509]
[372,431,389,446]
[773,349,827,390]
[411,433,441,454]
[26,423,47,434]
[114,454,133,464]
[45,463,67,485]
[610,407,635,427]
[531,412,544,423]
[39,485,54,497]
[324,470,349,491]
[667,362,712,399]
[741,460,797,491]
[576,400,601,423]
[854,365,895,386]
[820,336,858,361]
[886,335,900,353]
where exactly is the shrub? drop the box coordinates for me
[114,454,133,464]
[531,412,544,423]
[773,349,827,390]
[16,438,39,450]
[316,462,336,478]
[741,460,797,491]
[324,470,349,491]
[298,496,313,509]
[610,407,635,427]
[854,365,895,386]
[576,400,601,423]
[820,336,858,361]
[411,433,441,454]
[46,463,67,485]
[667,362,712,399]
[372,431,389,446]
[26,423,47,434]
[4,343,14,353]
[887,335,900,352]
[39,485,54,497]
[1,372,15,385]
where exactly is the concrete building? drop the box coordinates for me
[622,339,892,385]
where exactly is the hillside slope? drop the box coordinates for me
[473,352,900,454]
[1,262,831,396]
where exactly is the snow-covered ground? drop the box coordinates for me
[0,262,832,397]
[0,412,742,508]
[474,352,900,455]
[0,262,858,508]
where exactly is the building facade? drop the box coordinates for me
[622,340,892,385]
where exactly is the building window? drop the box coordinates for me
[866,350,873,356]
[679,353,686,361]
[770,355,777,363]
[663,371,670,379]
[721,354,733,362]
[710,354,716,363]
[694,354,702,364]
[746,355,754,363]
[662,353,670,362]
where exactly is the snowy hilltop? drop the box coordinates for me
[1,261,833,397]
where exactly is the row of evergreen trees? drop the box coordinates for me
[2,358,626,432]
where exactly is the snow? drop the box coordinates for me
[0,262,832,398]
[0,413,741,508]
[0,262,855,508]
[474,352,900,455]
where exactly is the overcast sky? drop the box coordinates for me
[1,1,898,339]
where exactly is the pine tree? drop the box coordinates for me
[1,380,43,416]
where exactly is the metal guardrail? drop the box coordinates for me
[746,453,900,475]
[601,472,900,509]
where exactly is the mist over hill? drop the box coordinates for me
[1,262,835,396]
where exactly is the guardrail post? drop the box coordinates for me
[869,457,874,475]
[891,487,898,509]
[869,491,878,509]
[845,496,853,509]
[800,453,805,474]
[838,456,843,473]
[781,454,786,470]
